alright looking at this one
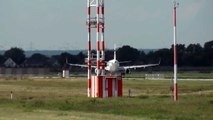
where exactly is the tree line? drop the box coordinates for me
[0,40,212,68]
[107,40,213,67]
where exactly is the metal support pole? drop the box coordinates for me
[87,0,106,97]
[173,1,179,101]
[101,0,105,76]
[87,0,92,97]
[96,0,101,76]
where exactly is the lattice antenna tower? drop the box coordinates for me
[87,0,105,97]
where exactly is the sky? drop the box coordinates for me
[0,0,212,50]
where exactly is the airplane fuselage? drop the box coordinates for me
[105,59,120,73]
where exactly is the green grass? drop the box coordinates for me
[0,77,212,120]
[125,72,213,79]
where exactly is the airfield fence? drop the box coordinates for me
[145,74,165,80]
[0,67,50,76]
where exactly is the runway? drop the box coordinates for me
[124,77,213,81]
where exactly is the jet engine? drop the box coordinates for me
[95,68,98,74]
[125,69,131,74]
[119,68,131,75]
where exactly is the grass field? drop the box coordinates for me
[125,72,213,79]
[0,77,212,120]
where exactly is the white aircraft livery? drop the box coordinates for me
[67,46,160,75]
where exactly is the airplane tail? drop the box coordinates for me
[66,58,68,64]
[114,44,117,60]
[158,58,161,65]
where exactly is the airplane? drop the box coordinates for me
[67,46,160,75]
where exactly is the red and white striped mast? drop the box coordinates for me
[87,0,105,97]
[96,0,101,77]
[95,0,105,76]
[173,1,179,101]
[87,0,92,97]
[101,0,105,76]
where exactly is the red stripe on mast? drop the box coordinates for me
[97,23,100,32]
[174,7,176,27]
[102,7,104,14]
[88,7,91,15]
[88,40,91,51]
[97,7,99,14]
[102,23,105,32]
[97,41,100,51]
[102,40,105,51]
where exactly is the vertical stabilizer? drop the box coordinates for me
[114,44,117,60]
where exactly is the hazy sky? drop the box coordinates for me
[0,0,212,50]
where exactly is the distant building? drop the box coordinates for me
[4,58,16,68]
[0,67,50,75]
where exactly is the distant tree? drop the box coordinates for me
[186,44,202,53]
[117,45,140,62]
[155,48,172,66]
[76,52,86,64]
[204,40,213,50]
[138,50,147,64]
[146,51,154,62]
[0,55,6,65]
[4,47,26,65]
[58,52,82,66]
[203,40,213,66]
[105,50,113,61]
[25,53,49,67]
[58,52,72,66]
[184,44,203,66]
[170,44,186,67]
[29,53,49,61]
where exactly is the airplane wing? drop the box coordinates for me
[67,63,96,68]
[123,60,160,69]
